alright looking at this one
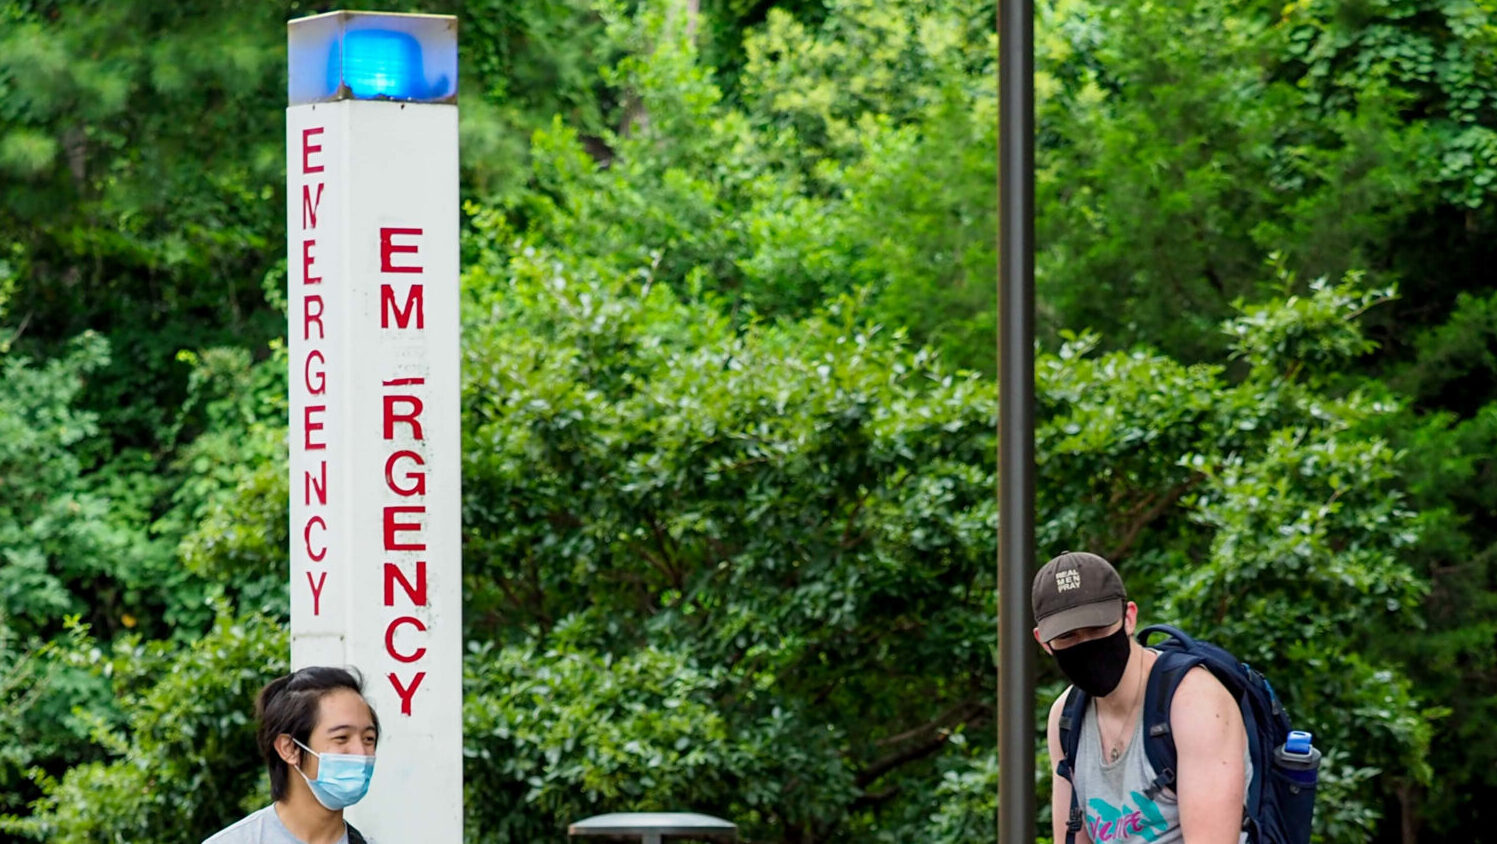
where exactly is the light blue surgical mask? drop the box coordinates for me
[293,739,375,810]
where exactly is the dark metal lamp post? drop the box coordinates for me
[998,0,1036,841]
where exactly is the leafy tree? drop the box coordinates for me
[158,346,292,621]
[0,327,180,671]
[1034,0,1429,361]
[0,0,292,449]
[509,0,998,369]
[1362,297,1497,836]
[0,608,286,842]
[1277,0,1497,215]
[0,618,95,819]
[460,235,997,840]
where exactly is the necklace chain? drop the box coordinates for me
[1100,649,1146,763]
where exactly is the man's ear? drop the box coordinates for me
[274,734,302,767]
[1123,600,1139,636]
[1032,627,1053,655]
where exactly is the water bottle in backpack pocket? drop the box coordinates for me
[1271,730,1320,844]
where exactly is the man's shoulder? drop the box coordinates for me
[1171,663,1235,701]
[1147,647,1235,699]
[1168,664,1244,737]
[1048,686,1073,714]
[202,805,279,844]
[1045,685,1077,729]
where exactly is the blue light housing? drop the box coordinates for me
[289,11,457,105]
[332,30,438,100]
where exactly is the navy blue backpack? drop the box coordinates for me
[1055,624,1318,844]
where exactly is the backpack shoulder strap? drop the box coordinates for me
[1057,685,1088,777]
[1139,642,1205,801]
[345,822,367,844]
[1056,686,1089,844]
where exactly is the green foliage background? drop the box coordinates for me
[1,0,1493,840]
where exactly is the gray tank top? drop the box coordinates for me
[1070,689,1251,843]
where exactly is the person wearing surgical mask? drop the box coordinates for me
[204,666,380,844]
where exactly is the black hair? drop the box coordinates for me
[255,666,380,801]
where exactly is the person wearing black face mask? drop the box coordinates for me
[1032,552,1250,844]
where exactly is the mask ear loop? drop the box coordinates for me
[290,738,320,782]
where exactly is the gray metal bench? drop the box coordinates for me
[568,812,738,844]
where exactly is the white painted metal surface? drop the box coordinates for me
[287,93,461,842]
[569,812,739,842]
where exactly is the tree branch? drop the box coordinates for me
[856,731,954,789]
[874,699,981,748]
[629,542,679,594]
[647,516,684,591]
[849,785,902,812]
[855,701,987,788]
[840,488,872,547]
[1106,476,1201,562]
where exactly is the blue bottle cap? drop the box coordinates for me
[1285,730,1312,754]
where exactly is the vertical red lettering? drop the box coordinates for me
[304,461,327,506]
[302,127,324,174]
[383,506,426,551]
[303,516,327,562]
[303,240,321,285]
[384,450,426,496]
[385,616,428,663]
[380,284,425,329]
[304,405,326,450]
[389,671,426,716]
[303,294,325,341]
[306,571,327,616]
[382,395,425,440]
[304,350,326,395]
[302,183,324,230]
[384,561,428,607]
[379,227,423,273]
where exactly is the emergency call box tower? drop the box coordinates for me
[286,12,461,841]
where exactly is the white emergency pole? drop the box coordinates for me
[286,12,462,841]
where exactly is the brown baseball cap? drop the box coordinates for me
[1032,551,1127,643]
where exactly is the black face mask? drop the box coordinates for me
[1051,625,1131,697]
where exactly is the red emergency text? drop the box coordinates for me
[382,365,430,714]
[296,125,331,618]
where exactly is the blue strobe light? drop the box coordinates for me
[290,12,456,105]
[330,29,441,100]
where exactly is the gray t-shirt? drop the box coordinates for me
[202,805,371,844]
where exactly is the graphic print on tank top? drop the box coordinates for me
[1071,692,1183,844]
[1086,792,1169,842]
